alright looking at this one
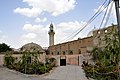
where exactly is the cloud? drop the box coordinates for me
[21,23,48,47]
[14,7,42,17]
[14,0,76,17]
[0,35,8,41]
[55,21,87,43]
[35,17,47,23]
[23,23,44,32]
[21,33,37,43]
[22,33,37,39]
[21,21,88,47]
[0,30,8,42]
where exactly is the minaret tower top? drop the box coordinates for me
[48,23,55,46]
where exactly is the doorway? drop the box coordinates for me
[60,56,66,66]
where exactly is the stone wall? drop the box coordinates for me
[48,36,93,55]
[49,54,91,66]
[0,53,46,66]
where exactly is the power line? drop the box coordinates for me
[68,0,112,40]
[94,1,114,39]
[61,0,111,42]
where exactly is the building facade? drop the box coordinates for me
[48,24,93,66]
[48,37,93,55]
[93,25,117,47]
[48,24,117,66]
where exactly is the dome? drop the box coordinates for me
[20,42,45,53]
[87,27,96,37]
[87,30,93,37]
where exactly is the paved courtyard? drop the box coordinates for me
[0,65,88,80]
[0,67,42,80]
[43,65,88,80]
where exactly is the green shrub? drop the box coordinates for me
[38,65,46,74]
[4,51,55,75]
[4,52,15,69]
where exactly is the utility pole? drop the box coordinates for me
[113,0,120,33]
[113,0,120,79]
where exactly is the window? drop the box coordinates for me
[51,52,53,55]
[69,50,73,55]
[105,30,107,33]
[98,31,100,34]
[79,49,81,54]
[57,52,59,55]
[63,51,65,55]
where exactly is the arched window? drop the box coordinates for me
[105,29,107,33]
[79,49,81,54]
[69,50,73,55]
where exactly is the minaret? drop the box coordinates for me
[48,23,55,46]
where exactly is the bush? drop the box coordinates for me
[49,58,56,67]
[4,52,55,75]
[4,52,15,69]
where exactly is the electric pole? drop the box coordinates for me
[113,0,120,33]
[113,0,120,78]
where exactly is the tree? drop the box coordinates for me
[0,43,12,52]
[83,26,120,79]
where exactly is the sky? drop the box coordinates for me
[0,0,117,49]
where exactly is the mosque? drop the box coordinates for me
[0,23,116,66]
[47,23,117,66]
[19,23,116,66]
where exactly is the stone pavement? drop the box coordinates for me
[43,65,88,80]
[0,67,43,80]
[0,65,88,80]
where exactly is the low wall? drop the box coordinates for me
[0,54,5,66]
[0,53,46,66]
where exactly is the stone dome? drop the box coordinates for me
[20,42,45,53]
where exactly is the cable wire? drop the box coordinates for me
[61,0,110,42]
[94,1,114,39]
[68,0,112,40]
[65,0,112,41]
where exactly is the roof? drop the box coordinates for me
[20,42,45,52]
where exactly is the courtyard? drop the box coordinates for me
[0,65,88,80]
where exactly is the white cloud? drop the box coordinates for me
[35,18,41,23]
[21,23,48,47]
[21,33,37,44]
[55,21,87,43]
[14,7,42,17]
[42,17,47,22]
[0,35,8,41]
[23,24,44,32]
[14,0,76,17]
[35,17,47,23]
[22,33,37,39]
[21,33,37,43]
[20,21,91,47]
